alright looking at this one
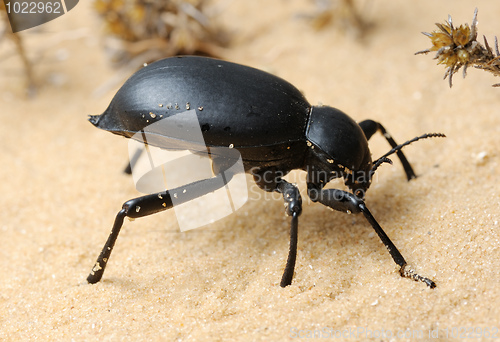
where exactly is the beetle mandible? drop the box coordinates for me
[87,56,444,288]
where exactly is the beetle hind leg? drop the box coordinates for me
[358,120,416,180]
[87,171,235,284]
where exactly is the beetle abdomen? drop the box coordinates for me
[91,56,311,152]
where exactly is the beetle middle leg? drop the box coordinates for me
[307,183,436,288]
[87,171,235,284]
[124,147,143,174]
[358,120,416,180]
[253,169,302,287]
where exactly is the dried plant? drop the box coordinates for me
[93,0,228,67]
[0,3,35,93]
[416,8,500,87]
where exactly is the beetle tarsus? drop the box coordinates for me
[400,264,436,289]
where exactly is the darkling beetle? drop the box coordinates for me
[87,56,444,288]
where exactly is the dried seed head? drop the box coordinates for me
[416,8,500,87]
[93,0,228,66]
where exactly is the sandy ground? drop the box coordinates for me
[1,0,500,341]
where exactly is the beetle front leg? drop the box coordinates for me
[358,120,416,180]
[307,184,436,288]
[252,170,303,287]
[87,172,234,284]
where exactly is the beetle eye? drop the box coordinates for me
[355,189,364,199]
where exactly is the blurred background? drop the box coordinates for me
[1,1,499,340]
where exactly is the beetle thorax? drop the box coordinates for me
[304,105,373,196]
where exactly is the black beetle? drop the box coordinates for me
[87,56,443,288]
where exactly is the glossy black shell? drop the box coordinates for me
[90,56,372,176]
[90,56,311,169]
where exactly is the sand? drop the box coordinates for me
[1,0,499,341]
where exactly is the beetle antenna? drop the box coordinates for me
[370,133,446,177]
[369,157,393,178]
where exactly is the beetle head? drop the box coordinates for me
[306,106,373,198]
[306,106,445,198]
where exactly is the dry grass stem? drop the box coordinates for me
[305,0,371,38]
[94,0,228,67]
